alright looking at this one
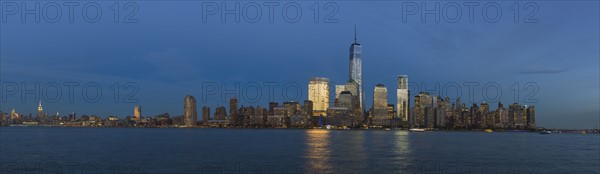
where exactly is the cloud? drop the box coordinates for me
[519,66,569,74]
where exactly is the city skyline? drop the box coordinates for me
[1,29,597,129]
[1,2,598,129]
[1,32,548,129]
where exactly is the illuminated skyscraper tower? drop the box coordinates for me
[308,77,330,116]
[372,84,388,126]
[349,26,364,117]
[183,95,197,127]
[134,105,141,121]
[37,100,43,116]
[397,75,409,122]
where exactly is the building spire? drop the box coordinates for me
[354,24,357,43]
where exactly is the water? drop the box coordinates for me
[1,127,598,174]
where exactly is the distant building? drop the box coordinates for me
[10,108,18,119]
[302,100,313,117]
[387,104,395,120]
[396,75,409,122]
[248,106,265,126]
[327,107,352,127]
[509,103,525,129]
[230,97,238,126]
[183,95,197,127]
[134,105,141,121]
[37,100,43,117]
[256,106,268,126]
[349,27,364,118]
[337,91,354,110]
[308,77,330,116]
[480,102,491,128]
[413,92,432,128]
[344,80,359,99]
[239,106,254,127]
[371,84,388,126]
[495,102,508,128]
[303,100,316,127]
[526,105,536,129]
[268,102,279,116]
[69,112,77,121]
[343,80,361,126]
[270,106,287,127]
[214,106,227,121]
[202,106,210,125]
[335,85,346,100]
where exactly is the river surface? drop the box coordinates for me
[0,127,598,173]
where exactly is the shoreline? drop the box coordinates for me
[2,125,598,134]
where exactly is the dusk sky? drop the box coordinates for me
[1,1,598,129]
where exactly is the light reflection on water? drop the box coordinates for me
[303,130,413,173]
[304,129,332,173]
[393,131,411,171]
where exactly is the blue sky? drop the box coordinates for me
[1,1,598,129]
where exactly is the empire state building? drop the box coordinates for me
[349,26,364,116]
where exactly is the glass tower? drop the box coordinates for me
[349,26,364,117]
[397,75,409,122]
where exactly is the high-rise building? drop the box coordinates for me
[268,102,279,116]
[435,96,446,128]
[37,100,43,117]
[69,112,77,121]
[183,95,197,127]
[10,108,18,119]
[413,92,432,128]
[526,105,536,129]
[256,106,268,126]
[303,100,313,117]
[202,106,210,124]
[335,85,346,100]
[230,96,239,126]
[480,102,491,128]
[387,104,396,120]
[337,91,354,110]
[308,77,330,116]
[344,80,359,98]
[349,26,364,117]
[495,102,508,128]
[508,103,524,129]
[372,84,388,126]
[396,75,409,122]
[214,106,227,120]
[133,105,141,121]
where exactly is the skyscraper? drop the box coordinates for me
[526,105,536,129]
[372,84,388,126]
[202,106,210,125]
[344,80,359,99]
[214,106,227,120]
[10,107,18,119]
[308,77,330,116]
[230,96,239,126]
[337,91,354,110]
[335,85,346,100]
[396,75,409,122]
[37,100,43,116]
[414,92,432,128]
[183,95,197,127]
[349,26,364,117]
[133,105,141,121]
